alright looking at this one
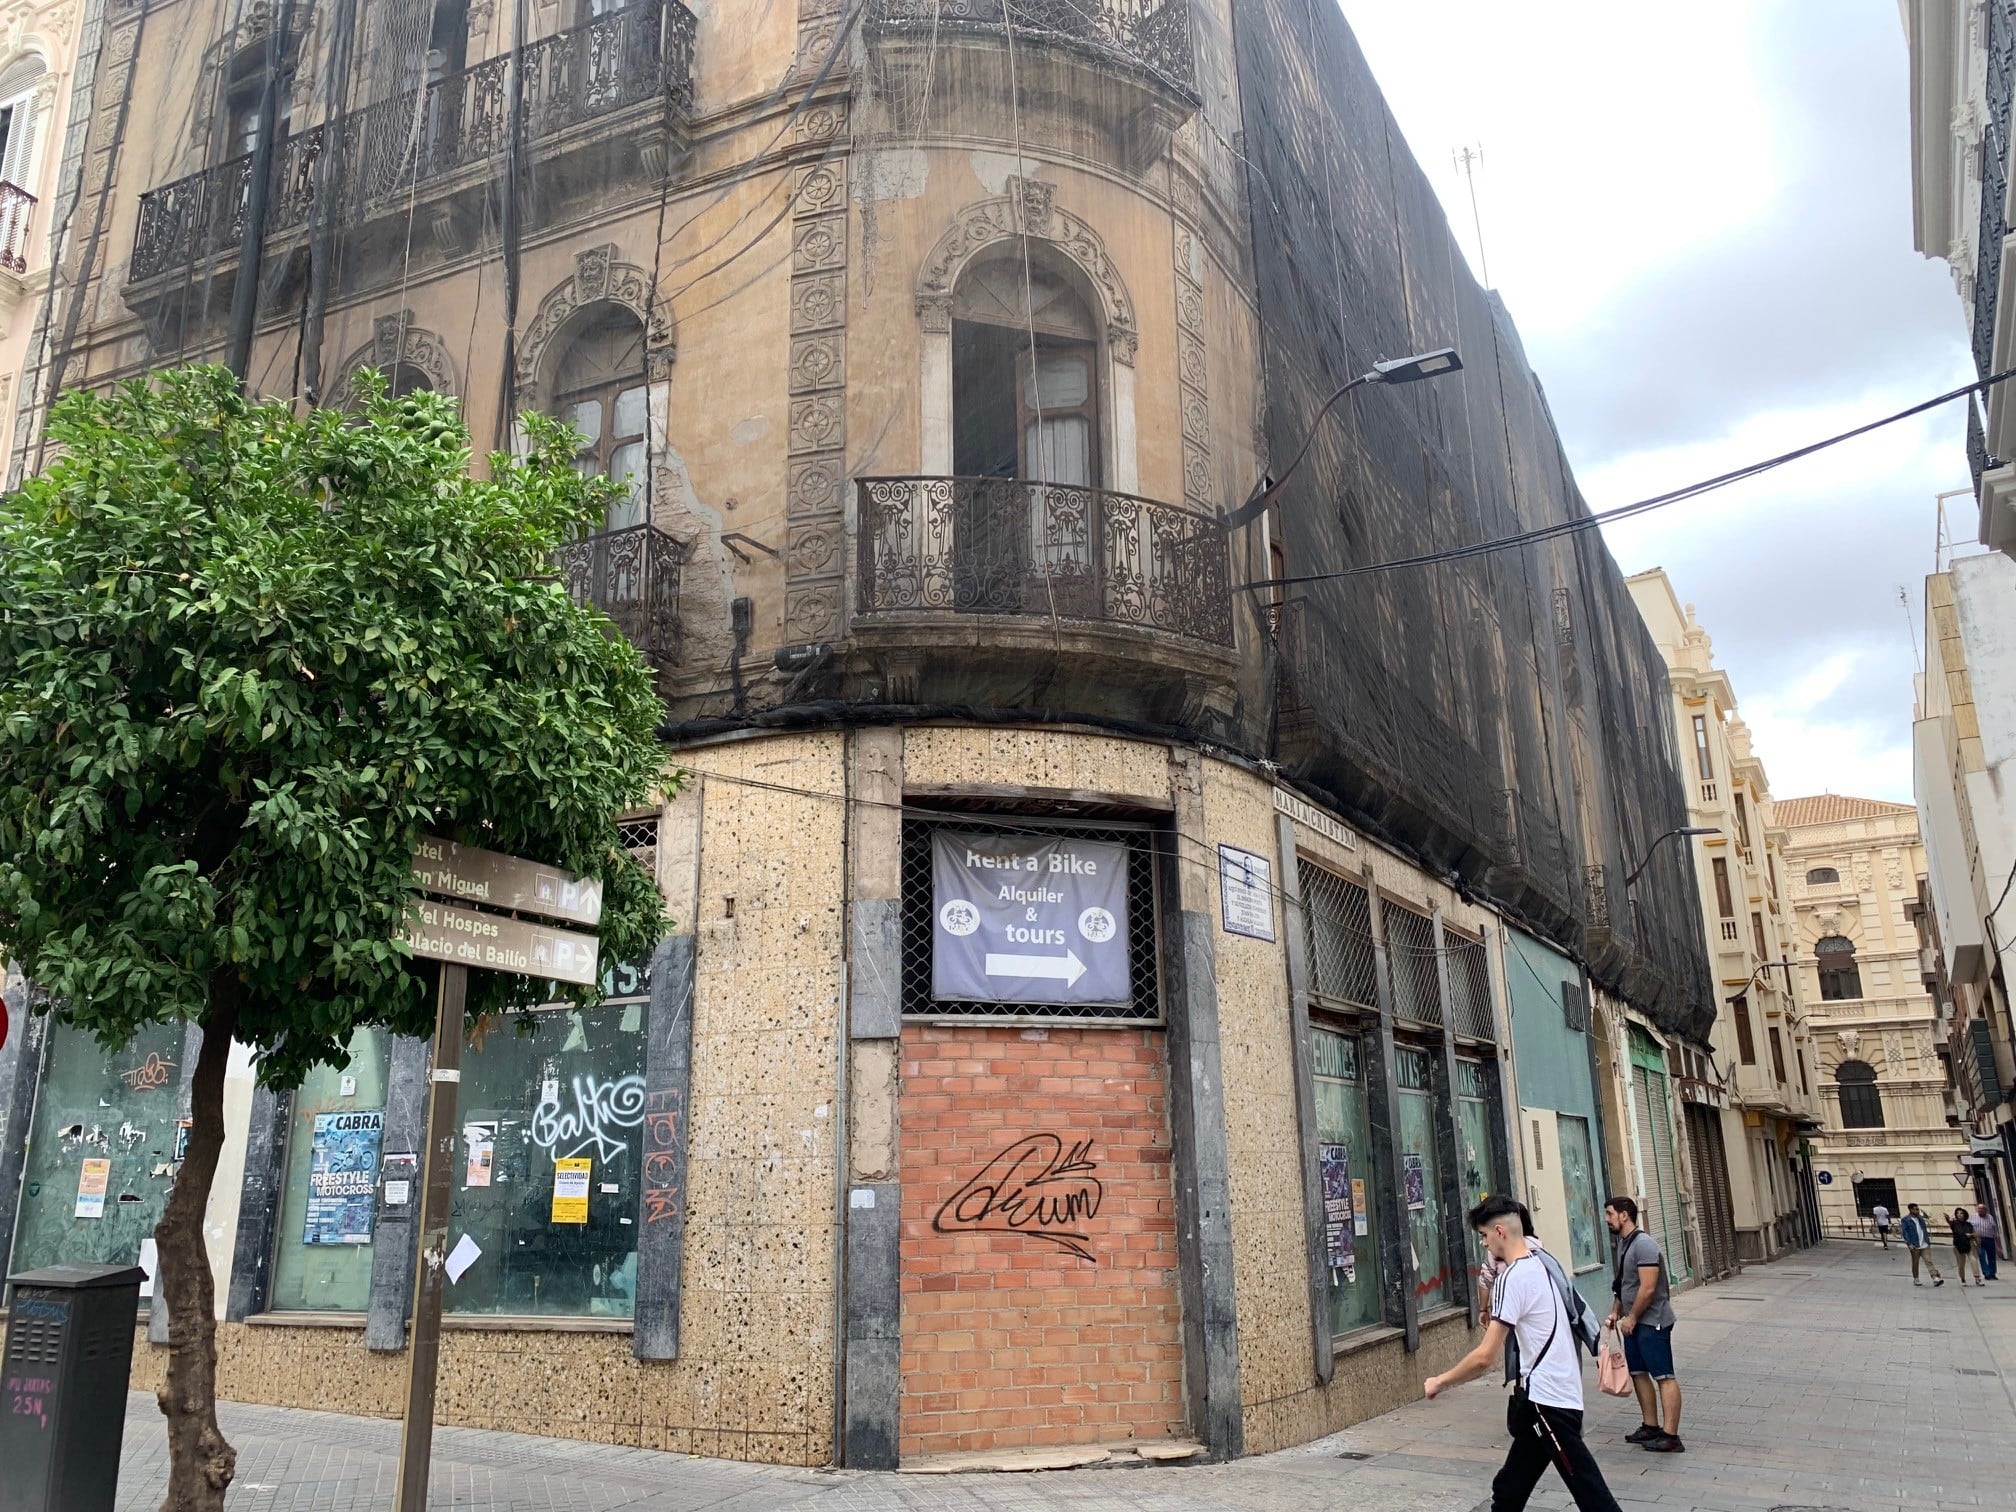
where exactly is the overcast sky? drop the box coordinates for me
[1338,0,1975,805]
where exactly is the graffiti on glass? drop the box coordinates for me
[531,1074,646,1164]
[120,1053,177,1092]
[933,1133,1103,1263]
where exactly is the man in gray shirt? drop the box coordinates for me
[1604,1196,1682,1453]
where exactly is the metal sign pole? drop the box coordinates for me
[394,961,466,1512]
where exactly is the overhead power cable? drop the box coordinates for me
[1244,367,2016,592]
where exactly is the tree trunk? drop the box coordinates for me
[153,986,239,1512]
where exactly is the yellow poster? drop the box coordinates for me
[551,1157,592,1224]
[75,1157,111,1219]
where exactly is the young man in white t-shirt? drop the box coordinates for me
[1426,1195,1623,1512]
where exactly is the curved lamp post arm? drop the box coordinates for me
[1623,825,1720,891]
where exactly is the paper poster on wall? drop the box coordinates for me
[1319,1142,1355,1279]
[444,1233,481,1283]
[551,1157,592,1224]
[1351,1178,1369,1236]
[303,1109,383,1245]
[1402,1152,1428,1212]
[463,1122,496,1188]
[74,1158,110,1219]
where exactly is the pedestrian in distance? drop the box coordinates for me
[1602,1196,1683,1453]
[1425,1195,1624,1512]
[1972,1203,2001,1280]
[1872,1202,1892,1248]
[1950,1207,1978,1285]
[1900,1204,1944,1286]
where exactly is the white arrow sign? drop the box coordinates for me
[985,950,1087,987]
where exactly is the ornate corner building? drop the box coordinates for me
[0,0,1719,1471]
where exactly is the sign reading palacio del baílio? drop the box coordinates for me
[930,831,1130,1007]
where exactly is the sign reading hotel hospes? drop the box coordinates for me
[403,836,604,983]
[411,837,604,926]
[930,831,1129,1007]
[403,897,601,984]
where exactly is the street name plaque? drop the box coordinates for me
[402,897,600,985]
[411,836,604,926]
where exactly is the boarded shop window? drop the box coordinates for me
[1300,863,1377,1010]
[444,1004,646,1317]
[1395,1044,1450,1311]
[1312,1024,1385,1335]
[268,1028,394,1313]
[9,1019,186,1282]
[1555,1112,1605,1274]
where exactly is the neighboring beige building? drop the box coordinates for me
[0,0,90,471]
[1628,571,1823,1272]
[1776,795,1967,1230]
[1917,552,2016,1229]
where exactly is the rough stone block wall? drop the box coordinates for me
[898,1024,1185,1458]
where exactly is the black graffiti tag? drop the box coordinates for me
[933,1134,1103,1263]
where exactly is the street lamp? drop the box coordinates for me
[1226,347,1464,530]
[1623,826,1720,890]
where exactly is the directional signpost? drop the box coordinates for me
[930,831,1130,1007]
[394,839,603,1512]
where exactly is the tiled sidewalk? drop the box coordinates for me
[113,1239,2015,1510]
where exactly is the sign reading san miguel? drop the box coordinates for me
[403,898,601,984]
[930,831,1130,1007]
[410,836,604,927]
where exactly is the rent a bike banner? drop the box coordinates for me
[930,830,1129,1007]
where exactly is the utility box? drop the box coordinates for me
[0,1262,146,1512]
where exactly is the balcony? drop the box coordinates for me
[0,181,34,277]
[558,523,687,679]
[852,475,1235,718]
[127,0,696,316]
[866,0,1197,170]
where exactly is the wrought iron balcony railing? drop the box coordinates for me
[557,522,687,673]
[856,476,1232,647]
[867,0,1196,93]
[0,181,35,275]
[131,0,696,283]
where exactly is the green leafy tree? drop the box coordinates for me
[0,367,674,1510]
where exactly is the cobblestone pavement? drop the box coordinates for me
[114,1240,2015,1511]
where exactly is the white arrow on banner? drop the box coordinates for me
[985,950,1087,987]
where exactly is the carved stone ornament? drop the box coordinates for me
[915,180,1138,366]
[1837,1029,1860,1059]
[514,247,676,406]
[324,312,459,410]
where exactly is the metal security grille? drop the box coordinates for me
[1686,1103,1740,1280]
[1382,899,1441,1027]
[1301,862,1377,1010]
[900,813,1163,1023]
[1447,934,1493,1041]
[618,815,660,882]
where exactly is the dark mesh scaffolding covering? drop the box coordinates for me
[1226,0,1711,1042]
[20,0,1711,1042]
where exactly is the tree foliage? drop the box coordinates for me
[0,365,673,1086]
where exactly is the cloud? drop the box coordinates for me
[1340,0,1967,806]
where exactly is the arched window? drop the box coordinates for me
[952,244,1102,487]
[1816,935,1861,1001]
[389,363,433,399]
[552,305,648,532]
[1834,1059,1884,1129]
[1806,866,1840,885]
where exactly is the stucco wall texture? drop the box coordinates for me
[897,1025,1185,1458]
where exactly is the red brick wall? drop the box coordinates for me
[898,1024,1186,1459]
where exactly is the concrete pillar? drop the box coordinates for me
[365,1033,432,1350]
[1163,748,1242,1459]
[224,1083,292,1321]
[1364,882,1418,1351]
[1273,815,1334,1384]
[843,726,904,1468]
[0,970,48,1271]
